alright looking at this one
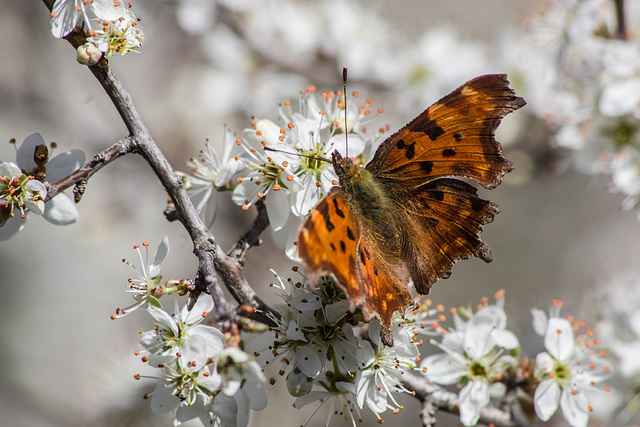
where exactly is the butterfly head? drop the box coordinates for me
[331,151,361,185]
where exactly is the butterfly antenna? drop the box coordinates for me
[263,146,330,163]
[343,66,349,157]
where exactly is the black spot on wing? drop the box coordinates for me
[347,226,355,241]
[397,139,416,159]
[321,206,334,232]
[442,148,456,157]
[340,240,346,253]
[359,250,366,265]
[453,133,462,142]
[333,198,345,218]
[412,117,445,141]
[420,161,433,174]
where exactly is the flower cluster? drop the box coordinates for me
[419,293,612,427]
[49,0,144,65]
[249,270,422,425]
[421,291,520,426]
[115,238,267,426]
[1,134,84,240]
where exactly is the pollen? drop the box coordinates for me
[288,122,295,129]
[287,175,294,181]
[133,373,140,380]
[377,419,384,424]
[50,11,58,17]
[494,289,505,299]
[450,307,457,314]
[422,366,428,373]
[114,1,120,6]
[332,180,337,185]
[133,244,140,249]
[604,365,611,373]
[143,241,149,247]
[436,304,444,312]
[605,386,611,392]
[392,408,400,414]
[352,91,359,98]
[315,181,322,188]
[76,6,81,11]
[553,299,564,307]
[377,108,384,114]
[571,390,577,395]
[237,177,244,183]
[284,100,291,106]
[273,184,281,191]
[236,138,242,145]
[242,204,249,211]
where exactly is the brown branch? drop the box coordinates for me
[402,373,519,427]
[227,199,270,264]
[615,0,627,40]
[41,0,271,323]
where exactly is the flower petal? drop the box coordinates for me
[149,236,170,277]
[559,387,590,427]
[534,378,561,421]
[459,379,490,426]
[17,133,45,171]
[544,317,574,361]
[45,149,86,182]
[422,353,465,385]
[0,215,28,240]
[42,194,78,225]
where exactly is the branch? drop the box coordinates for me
[615,0,627,40]
[46,136,135,201]
[41,0,271,322]
[402,373,519,427]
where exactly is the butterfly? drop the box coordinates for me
[297,74,526,346]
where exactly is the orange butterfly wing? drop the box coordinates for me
[298,187,364,309]
[368,74,524,189]
[298,187,413,346]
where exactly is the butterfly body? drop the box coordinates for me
[298,74,526,346]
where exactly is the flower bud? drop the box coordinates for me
[76,42,102,66]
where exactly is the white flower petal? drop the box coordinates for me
[290,292,322,311]
[42,194,78,225]
[149,382,177,414]
[545,317,574,361]
[45,149,85,182]
[149,236,170,277]
[0,162,23,178]
[0,215,28,240]
[459,379,490,426]
[50,0,81,38]
[559,387,590,427]
[422,353,465,385]
[531,308,548,336]
[265,188,290,231]
[534,378,561,421]
[91,0,126,21]
[295,346,322,378]
[16,133,45,171]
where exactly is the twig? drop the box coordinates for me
[402,373,519,427]
[228,199,270,265]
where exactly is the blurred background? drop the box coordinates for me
[1,0,640,425]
